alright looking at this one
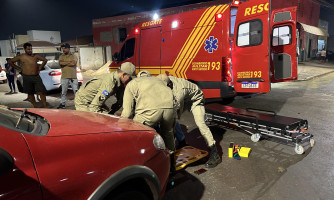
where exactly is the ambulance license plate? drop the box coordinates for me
[241,82,259,88]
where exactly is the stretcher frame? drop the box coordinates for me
[205,104,314,154]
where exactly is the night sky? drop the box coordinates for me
[1,0,333,42]
[0,0,205,41]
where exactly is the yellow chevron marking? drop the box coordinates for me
[173,6,217,78]
[171,7,213,76]
[178,6,222,78]
[181,5,229,79]
[171,5,228,79]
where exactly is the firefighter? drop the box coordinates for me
[74,62,136,113]
[157,74,221,168]
[121,76,176,153]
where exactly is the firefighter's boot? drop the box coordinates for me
[205,144,221,168]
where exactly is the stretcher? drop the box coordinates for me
[174,146,208,171]
[205,103,314,154]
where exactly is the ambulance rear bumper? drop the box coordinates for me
[196,81,236,99]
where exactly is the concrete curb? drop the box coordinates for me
[296,70,334,82]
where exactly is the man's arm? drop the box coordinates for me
[8,56,22,71]
[59,55,77,67]
[121,84,135,119]
[35,55,47,71]
[89,78,116,113]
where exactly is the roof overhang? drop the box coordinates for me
[299,22,329,37]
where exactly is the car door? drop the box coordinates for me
[0,127,42,199]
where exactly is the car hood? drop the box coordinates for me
[25,108,155,137]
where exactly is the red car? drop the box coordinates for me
[0,107,170,200]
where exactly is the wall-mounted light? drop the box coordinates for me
[172,20,179,29]
[153,13,159,20]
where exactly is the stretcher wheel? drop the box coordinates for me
[310,138,315,147]
[251,133,261,142]
[294,145,304,154]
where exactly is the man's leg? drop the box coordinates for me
[37,92,47,108]
[192,105,221,168]
[34,75,47,108]
[192,105,215,146]
[7,76,14,92]
[160,108,176,153]
[28,94,37,107]
[59,79,69,107]
[70,79,79,95]
[175,122,185,142]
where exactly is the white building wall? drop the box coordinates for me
[16,35,29,45]
[106,46,112,62]
[0,40,16,57]
[328,35,334,51]
[79,47,104,70]
[27,30,61,44]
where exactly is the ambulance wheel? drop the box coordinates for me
[251,133,261,142]
[294,145,304,154]
[310,138,315,147]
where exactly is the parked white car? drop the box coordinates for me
[16,60,83,92]
[0,66,7,83]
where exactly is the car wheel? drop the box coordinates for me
[110,190,150,200]
[17,81,23,92]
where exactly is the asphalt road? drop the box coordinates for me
[0,72,333,200]
[163,73,334,200]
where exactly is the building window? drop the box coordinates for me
[237,19,263,47]
[272,26,292,46]
[100,31,113,42]
[119,28,127,42]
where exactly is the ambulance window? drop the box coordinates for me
[272,26,291,46]
[237,19,263,47]
[119,38,135,62]
[230,7,238,36]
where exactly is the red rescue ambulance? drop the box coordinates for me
[109,0,297,100]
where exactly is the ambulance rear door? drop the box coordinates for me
[270,7,298,82]
[232,0,270,93]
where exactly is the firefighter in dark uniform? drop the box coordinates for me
[74,62,136,113]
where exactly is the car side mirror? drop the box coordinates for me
[113,52,120,63]
[0,148,14,176]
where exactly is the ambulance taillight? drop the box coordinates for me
[222,57,232,82]
[215,13,223,22]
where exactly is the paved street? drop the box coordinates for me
[163,65,334,200]
[0,62,333,200]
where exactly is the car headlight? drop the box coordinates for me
[153,134,166,150]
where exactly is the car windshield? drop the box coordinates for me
[0,107,49,135]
